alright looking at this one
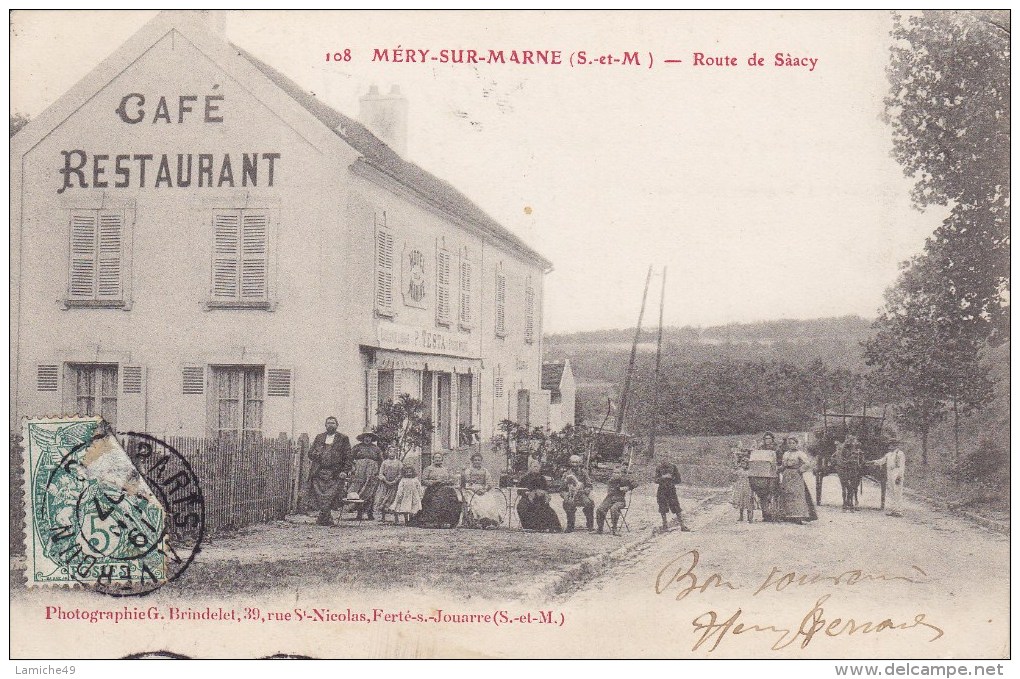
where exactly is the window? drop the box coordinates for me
[459,257,472,329]
[495,268,507,338]
[68,210,124,305]
[211,366,264,440]
[436,248,452,326]
[210,210,269,306]
[67,363,118,428]
[524,278,535,344]
[375,218,395,316]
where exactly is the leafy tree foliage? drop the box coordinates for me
[885,10,1010,342]
[373,394,434,461]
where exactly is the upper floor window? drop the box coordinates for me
[210,209,269,308]
[67,210,125,306]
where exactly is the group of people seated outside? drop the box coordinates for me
[305,417,507,529]
[304,417,694,535]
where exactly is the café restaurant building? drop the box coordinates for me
[10,11,558,453]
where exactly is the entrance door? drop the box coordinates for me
[517,389,530,429]
[437,372,452,449]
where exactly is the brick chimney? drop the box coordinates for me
[359,85,409,156]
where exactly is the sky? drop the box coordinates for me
[9,10,947,333]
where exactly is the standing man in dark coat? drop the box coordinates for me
[307,416,352,526]
[655,458,691,531]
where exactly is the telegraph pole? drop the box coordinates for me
[648,267,666,458]
[616,265,652,434]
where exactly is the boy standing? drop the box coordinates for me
[655,459,691,532]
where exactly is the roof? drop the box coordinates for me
[231,45,553,270]
[541,361,566,393]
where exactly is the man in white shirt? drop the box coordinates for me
[885,448,906,517]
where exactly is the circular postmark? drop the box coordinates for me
[44,428,205,596]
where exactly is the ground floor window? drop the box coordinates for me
[66,363,118,428]
[212,366,264,441]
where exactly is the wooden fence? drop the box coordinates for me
[164,434,304,534]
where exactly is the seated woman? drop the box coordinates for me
[516,460,562,532]
[460,453,505,529]
[416,453,462,528]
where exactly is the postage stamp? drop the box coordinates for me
[22,417,204,596]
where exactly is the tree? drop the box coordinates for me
[373,394,434,462]
[885,10,1010,343]
[865,253,994,463]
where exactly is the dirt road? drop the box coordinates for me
[557,474,1009,658]
[10,476,1007,659]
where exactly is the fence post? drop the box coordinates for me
[293,433,309,513]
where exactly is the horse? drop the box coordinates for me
[834,440,865,511]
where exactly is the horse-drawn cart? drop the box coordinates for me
[807,409,895,509]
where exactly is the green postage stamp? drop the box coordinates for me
[22,416,170,591]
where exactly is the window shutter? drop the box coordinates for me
[449,376,458,447]
[495,271,507,337]
[375,228,394,316]
[524,281,535,344]
[96,212,123,299]
[241,212,268,299]
[182,366,205,395]
[366,368,379,427]
[37,365,59,392]
[69,211,98,299]
[212,211,241,299]
[436,249,451,326]
[393,369,404,399]
[267,368,292,397]
[459,259,472,328]
[122,365,143,394]
[494,366,504,399]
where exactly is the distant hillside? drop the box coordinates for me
[544,316,877,435]
[546,315,873,348]
[545,315,873,386]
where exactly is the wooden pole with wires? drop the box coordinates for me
[648,267,667,458]
[616,265,652,434]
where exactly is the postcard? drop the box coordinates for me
[9,10,1009,660]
